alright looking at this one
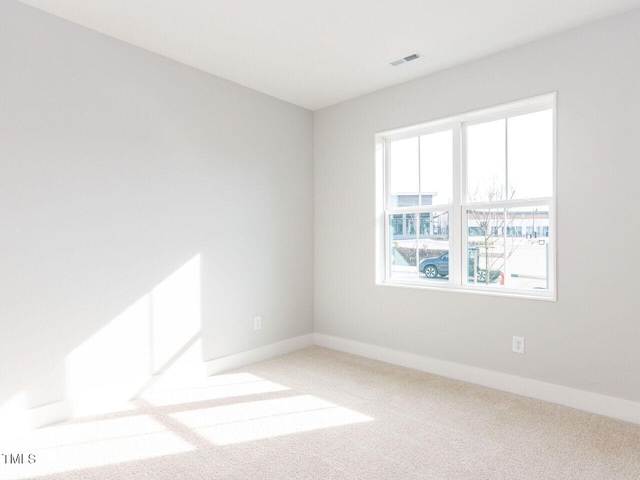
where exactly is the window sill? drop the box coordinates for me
[375,279,557,302]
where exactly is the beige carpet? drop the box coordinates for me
[4,346,640,479]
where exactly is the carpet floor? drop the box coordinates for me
[3,346,640,479]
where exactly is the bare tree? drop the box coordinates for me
[467,179,524,284]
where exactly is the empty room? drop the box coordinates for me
[2,0,640,478]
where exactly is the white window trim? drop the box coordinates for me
[375,93,557,301]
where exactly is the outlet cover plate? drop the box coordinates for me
[513,336,525,354]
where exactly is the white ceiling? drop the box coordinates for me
[16,0,640,110]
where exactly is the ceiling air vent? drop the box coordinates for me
[389,52,422,67]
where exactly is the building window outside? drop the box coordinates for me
[376,94,556,299]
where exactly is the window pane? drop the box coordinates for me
[466,119,506,202]
[420,130,453,206]
[417,211,450,282]
[508,109,553,199]
[503,206,551,290]
[466,208,505,285]
[388,211,449,283]
[388,212,418,281]
[389,137,418,207]
[465,206,551,290]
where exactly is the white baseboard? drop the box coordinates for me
[314,333,640,425]
[23,332,636,431]
[18,334,314,431]
[204,333,315,376]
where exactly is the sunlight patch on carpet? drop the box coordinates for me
[170,394,374,445]
[142,378,289,407]
[1,415,194,480]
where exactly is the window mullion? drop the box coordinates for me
[417,136,422,206]
[503,209,508,282]
[451,122,462,286]
[505,117,509,200]
[386,205,453,215]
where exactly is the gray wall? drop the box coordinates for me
[0,0,314,411]
[314,9,640,402]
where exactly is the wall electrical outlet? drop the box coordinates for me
[254,316,262,330]
[513,336,525,354]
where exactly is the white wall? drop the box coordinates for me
[0,0,314,416]
[314,9,640,402]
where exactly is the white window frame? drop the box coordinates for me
[375,93,556,300]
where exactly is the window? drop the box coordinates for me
[376,94,555,299]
